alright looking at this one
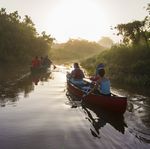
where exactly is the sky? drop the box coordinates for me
[0,0,149,43]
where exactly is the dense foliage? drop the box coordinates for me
[81,4,150,88]
[0,8,54,64]
[51,39,104,64]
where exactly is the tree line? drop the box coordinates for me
[81,3,150,88]
[51,39,104,64]
[0,8,54,64]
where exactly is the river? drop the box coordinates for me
[0,66,150,149]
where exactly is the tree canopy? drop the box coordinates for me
[0,8,54,64]
[114,4,150,47]
[81,3,150,88]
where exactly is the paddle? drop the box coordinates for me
[81,81,97,101]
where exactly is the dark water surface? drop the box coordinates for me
[0,66,150,149]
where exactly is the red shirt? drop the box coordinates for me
[71,68,85,79]
[32,58,40,68]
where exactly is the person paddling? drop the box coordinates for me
[90,63,105,81]
[83,65,111,97]
[96,68,111,96]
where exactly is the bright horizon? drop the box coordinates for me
[0,0,149,43]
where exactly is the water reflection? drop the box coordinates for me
[82,103,127,138]
[125,95,150,143]
[112,87,150,130]
[30,71,52,85]
[66,91,127,138]
[0,71,52,107]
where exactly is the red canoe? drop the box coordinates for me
[66,79,127,114]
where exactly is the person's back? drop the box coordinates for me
[71,68,84,80]
[99,77,110,95]
[43,56,52,67]
[70,63,85,86]
[97,69,111,96]
[32,56,40,68]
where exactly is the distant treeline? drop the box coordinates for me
[81,4,150,88]
[0,8,54,64]
[51,39,104,64]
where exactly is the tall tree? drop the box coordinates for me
[115,3,150,47]
[0,8,54,63]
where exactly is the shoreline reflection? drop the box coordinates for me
[82,103,127,138]
[66,91,127,138]
[0,71,52,107]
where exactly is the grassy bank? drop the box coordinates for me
[81,44,150,89]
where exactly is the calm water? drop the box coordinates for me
[0,66,150,149]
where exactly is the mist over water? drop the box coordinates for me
[0,66,150,149]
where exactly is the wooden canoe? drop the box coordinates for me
[66,78,127,114]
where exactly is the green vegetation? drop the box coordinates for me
[81,4,150,88]
[0,8,54,65]
[50,39,104,64]
[1,3,150,89]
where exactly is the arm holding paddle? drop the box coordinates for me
[82,79,99,98]
[82,68,111,98]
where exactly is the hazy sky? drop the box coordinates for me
[0,0,149,43]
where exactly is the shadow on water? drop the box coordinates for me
[66,91,127,138]
[0,69,52,107]
[112,86,150,144]
[81,103,127,138]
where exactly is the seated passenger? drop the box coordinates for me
[69,63,85,86]
[31,56,40,69]
[85,68,111,96]
[97,68,111,96]
[90,63,105,81]
[43,56,52,68]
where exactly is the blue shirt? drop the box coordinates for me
[99,78,110,95]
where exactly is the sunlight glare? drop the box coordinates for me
[47,0,109,42]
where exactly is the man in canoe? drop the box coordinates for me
[69,63,85,86]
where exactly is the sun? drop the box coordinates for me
[46,0,110,42]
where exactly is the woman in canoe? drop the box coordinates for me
[96,68,111,96]
[83,66,111,96]
[69,63,85,86]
